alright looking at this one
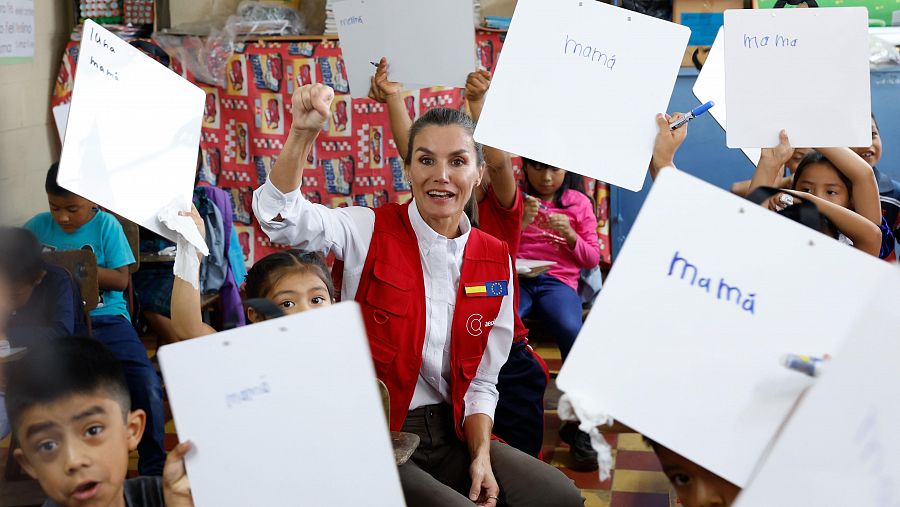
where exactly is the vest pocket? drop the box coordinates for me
[369,335,398,369]
[365,261,413,317]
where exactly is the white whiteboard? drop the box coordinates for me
[333,0,383,99]
[735,277,900,507]
[334,0,475,98]
[474,0,689,192]
[57,20,204,243]
[692,28,761,166]
[52,102,70,145]
[158,302,405,507]
[724,8,871,148]
[556,168,894,487]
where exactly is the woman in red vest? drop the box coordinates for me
[253,84,582,506]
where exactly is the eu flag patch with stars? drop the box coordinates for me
[464,280,509,297]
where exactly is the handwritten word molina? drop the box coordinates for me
[339,16,363,27]
[564,35,616,70]
[743,33,798,49]
[667,252,757,315]
[225,377,271,408]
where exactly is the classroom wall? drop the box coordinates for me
[0,3,72,226]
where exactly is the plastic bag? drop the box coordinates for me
[869,35,900,66]
[153,31,234,87]
[226,0,306,36]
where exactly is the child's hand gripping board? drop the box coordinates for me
[735,277,900,507]
[474,0,690,192]
[158,302,405,507]
[557,168,896,487]
[724,7,871,148]
[57,20,204,243]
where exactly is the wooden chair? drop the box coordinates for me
[42,249,99,333]
[112,214,140,323]
[377,380,419,466]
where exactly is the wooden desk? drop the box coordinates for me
[139,253,176,264]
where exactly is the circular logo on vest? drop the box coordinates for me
[467,313,484,336]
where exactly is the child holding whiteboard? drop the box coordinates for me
[4,336,194,507]
[369,60,550,459]
[730,147,811,197]
[170,207,335,340]
[749,132,891,258]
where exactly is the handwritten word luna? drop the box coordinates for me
[89,26,117,54]
[564,35,616,70]
[743,34,798,49]
[667,251,757,315]
[225,378,271,408]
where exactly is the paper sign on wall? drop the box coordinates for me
[159,302,406,507]
[735,279,900,507]
[334,0,475,98]
[724,8,871,148]
[556,169,894,487]
[474,0,690,192]
[57,20,205,243]
[0,0,35,63]
[693,28,761,166]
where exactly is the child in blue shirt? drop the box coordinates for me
[23,163,166,476]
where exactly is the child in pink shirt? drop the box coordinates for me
[519,159,601,361]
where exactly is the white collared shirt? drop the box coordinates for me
[253,180,514,421]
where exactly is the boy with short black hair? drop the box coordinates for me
[24,163,166,476]
[4,336,193,507]
[0,227,87,347]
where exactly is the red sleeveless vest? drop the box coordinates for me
[355,202,510,440]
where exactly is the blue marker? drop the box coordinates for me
[781,354,827,378]
[522,191,548,211]
[668,101,715,131]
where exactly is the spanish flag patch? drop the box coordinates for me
[464,280,509,297]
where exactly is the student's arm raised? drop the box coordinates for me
[369,58,412,161]
[465,70,515,208]
[650,112,688,180]
[268,84,334,196]
[170,207,216,340]
[781,189,882,257]
[749,130,793,194]
[814,147,882,225]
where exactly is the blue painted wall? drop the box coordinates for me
[609,66,900,259]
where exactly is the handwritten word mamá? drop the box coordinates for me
[339,16,364,26]
[667,251,757,315]
[854,408,900,507]
[564,35,616,70]
[743,34,798,49]
[225,377,271,408]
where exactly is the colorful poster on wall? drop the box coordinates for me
[0,0,35,64]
